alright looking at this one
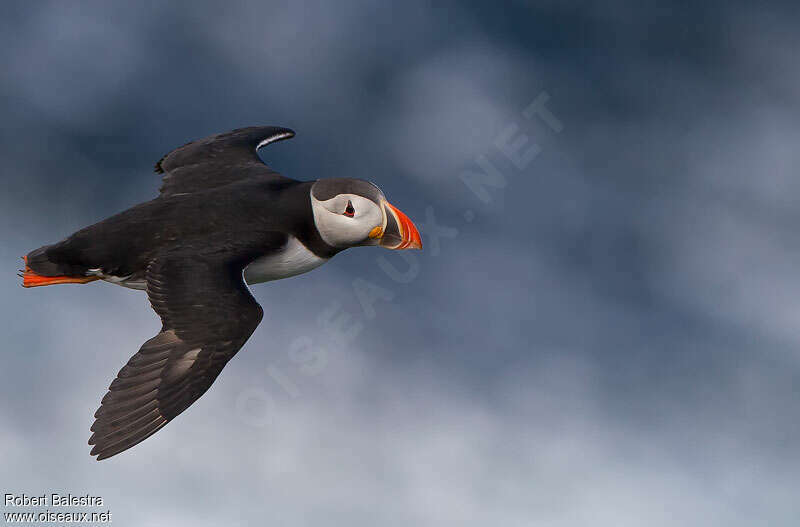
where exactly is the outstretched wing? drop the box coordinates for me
[155,126,296,197]
[89,253,264,460]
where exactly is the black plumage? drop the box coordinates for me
[30,127,330,459]
[29,127,338,284]
[23,126,421,459]
[89,253,263,460]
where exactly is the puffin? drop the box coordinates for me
[21,126,421,460]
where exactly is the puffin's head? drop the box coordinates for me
[310,178,422,250]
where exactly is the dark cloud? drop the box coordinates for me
[2,1,800,525]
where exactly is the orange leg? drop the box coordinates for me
[21,256,99,288]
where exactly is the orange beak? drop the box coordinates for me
[381,201,422,250]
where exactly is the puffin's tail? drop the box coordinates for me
[20,247,99,288]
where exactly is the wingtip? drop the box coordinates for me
[255,128,296,151]
[88,443,110,461]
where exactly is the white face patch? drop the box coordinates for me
[310,193,385,248]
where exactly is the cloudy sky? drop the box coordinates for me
[2,1,800,525]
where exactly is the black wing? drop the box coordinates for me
[89,253,263,460]
[155,126,296,197]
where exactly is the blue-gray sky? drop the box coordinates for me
[2,1,800,525]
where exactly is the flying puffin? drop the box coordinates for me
[21,126,421,460]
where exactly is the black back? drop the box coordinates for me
[156,126,296,197]
[27,126,340,279]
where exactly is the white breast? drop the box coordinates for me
[244,236,327,285]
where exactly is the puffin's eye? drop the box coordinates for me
[344,200,355,217]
